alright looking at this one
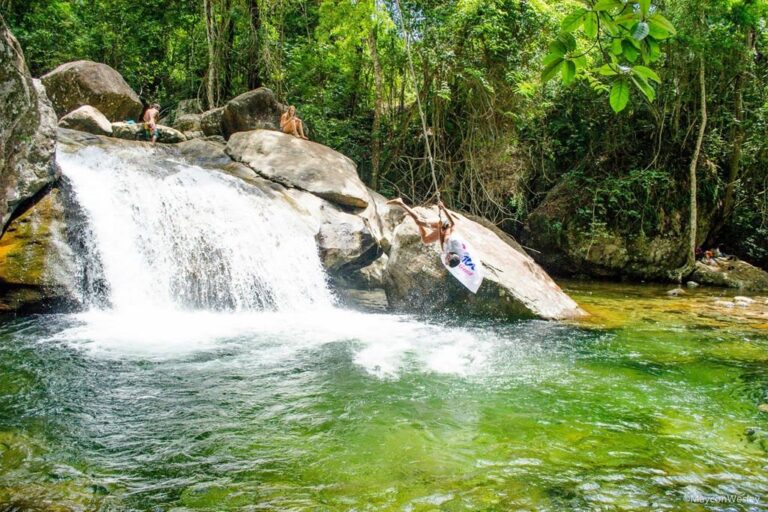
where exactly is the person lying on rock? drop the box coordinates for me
[387,198,462,268]
[280,105,308,140]
[143,103,160,144]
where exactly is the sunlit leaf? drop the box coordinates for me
[610,79,630,112]
[632,65,660,83]
[562,60,577,84]
[562,8,587,33]
[542,58,564,83]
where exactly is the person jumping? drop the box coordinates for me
[387,198,462,268]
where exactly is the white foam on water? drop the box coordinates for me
[49,308,496,377]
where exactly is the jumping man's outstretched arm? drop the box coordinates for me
[437,200,455,227]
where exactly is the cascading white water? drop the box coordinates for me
[58,145,334,313]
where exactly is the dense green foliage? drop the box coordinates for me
[3,0,768,269]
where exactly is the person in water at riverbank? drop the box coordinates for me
[143,103,160,144]
[387,198,462,268]
[280,105,308,139]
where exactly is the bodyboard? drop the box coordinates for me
[441,235,484,294]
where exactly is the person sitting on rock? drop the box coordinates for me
[143,103,160,144]
[387,198,461,268]
[280,105,308,140]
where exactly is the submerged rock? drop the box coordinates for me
[666,288,685,297]
[58,105,113,136]
[227,129,370,208]
[690,260,768,292]
[385,207,587,320]
[221,88,284,138]
[41,60,143,121]
[0,19,59,231]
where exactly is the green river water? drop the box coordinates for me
[1,282,767,511]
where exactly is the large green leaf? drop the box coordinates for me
[583,12,598,39]
[561,8,587,33]
[631,75,656,101]
[632,65,661,83]
[542,58,564,83]
[610,79,630,112]
[639,0,651,17]
[593,0,623,11]
[597,64,618,76]
[543,51,564,66]
[622,40,640,63]
[648,14,676,36]
[562,60,577,85]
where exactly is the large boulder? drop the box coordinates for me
[0,187,74,313]
[58,105,112,136]
[522,180,713,280]
[385,206,587,320]
[201,107,224,137]
[221,88,284,138]
[0,19,59,231]
[173,113,202,133]
[227,129,370,208]
[41,60,142,121]
[690,260,768,291]
[111,122,186,143]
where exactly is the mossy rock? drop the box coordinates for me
[0,187,71,313]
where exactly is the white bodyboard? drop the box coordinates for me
[441,235,484,294]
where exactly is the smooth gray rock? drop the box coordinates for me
[0,19,59,231]
[41,60,142,121]
[221,88,284,138]
[58,105,113,136]
[227,129,370,208]
[385,206,587,320]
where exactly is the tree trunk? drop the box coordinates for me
[368,28,384,190]
[203,0,219,108]
[710,28,755,241]
[247,0,263,89]
[687,57,707,267]
[220,0,235,100]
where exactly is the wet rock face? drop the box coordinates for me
[221,88,285,139]
[58,105,113,136]
[41,60,143,121]
[0,19,59,231]
[226,129,370,209]
[0,187,74,313]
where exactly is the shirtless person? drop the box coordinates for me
[387,198,461,268]
[280,105,308,139]
[143,103,160,144]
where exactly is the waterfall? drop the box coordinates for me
[57,145,335,312]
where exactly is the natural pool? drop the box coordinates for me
[1,282,767,511]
